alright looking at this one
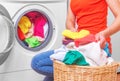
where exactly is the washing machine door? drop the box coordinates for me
[0,4,11,20]
[13,4,56,51]
[0,4,15,65]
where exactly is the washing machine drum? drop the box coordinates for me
[0,5,14,65]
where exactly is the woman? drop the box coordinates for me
[31,0,120,81]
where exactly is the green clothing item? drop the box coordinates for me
[25,37,41,48]
[63,50,89,66]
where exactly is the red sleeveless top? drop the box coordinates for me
[70,0,111,53]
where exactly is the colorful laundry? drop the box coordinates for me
[25,36,41,48]
[103,43,111,57]
[33,16,47,38]
[17,11,49,48]
[18,16,32,34]
[24,24,34,38]
[74,34,96,47]
[63,50,89,66]
[25,11,41,23]
[25,11,47,38]
[62,29,90,39]
[62,37,74,45]
[17,27,25,40]
[50,45,68,61]
[77,42,109,66]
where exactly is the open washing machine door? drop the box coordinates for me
[0,4,11,20]
[0,4,15,65]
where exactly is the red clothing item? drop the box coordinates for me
[18,27,25,40]
[74,34,97,47]
[70,0,111,53]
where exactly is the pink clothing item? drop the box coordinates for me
[74,34,97,47]
[25,11,47,38]
[33,16,47,38]
[25,11,41,23]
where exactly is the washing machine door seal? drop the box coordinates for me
[0,4,15,65]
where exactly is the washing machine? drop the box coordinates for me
[0,0,68,81]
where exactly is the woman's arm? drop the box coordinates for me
[66,0,76,32]
[102,0,120,37]
[96,0,120,48]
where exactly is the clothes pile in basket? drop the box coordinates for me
[50,29,114,66]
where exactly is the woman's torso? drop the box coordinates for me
[70,0,108,34]
[70,0,112,53]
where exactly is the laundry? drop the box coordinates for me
[103,42,111,57]
[33,16,47,38]
[43,23,49,37]
[62,29,90,39]
[65,42,75,50]
[62,37,74,45]
[25,11,41,23]
[50,42,113,66]
[17,27,25,40]
[25,11,47,39]
[63,50,89,66]
[25,36,41,48]
[50,45,68,61]
[76,42,111,66]
[74,34,96,47]
[24,24,34,38]
[17,11,48,48]
[18,16,32,34]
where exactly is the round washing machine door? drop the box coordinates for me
[0,4,15,65]
[13,4,57,51]
[0,4,12,20]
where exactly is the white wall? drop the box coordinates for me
[107,8,120,61]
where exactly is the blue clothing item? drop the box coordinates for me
[31,50,54,78]
[103,42,111,57]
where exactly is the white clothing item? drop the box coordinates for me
[65,42,75,50]
[50,45,68,61]
[44,23,48,37]
[107,57,114,65]
[54,45,68,53]
[76,42,108,66]
[50,43,78,61]
[50,52,66,61]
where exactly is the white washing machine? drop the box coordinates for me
[0,0,68,81]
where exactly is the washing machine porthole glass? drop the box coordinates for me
[16,11,53,51]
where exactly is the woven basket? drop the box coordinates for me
[117,63,120,81]
[117,72,120,81]
[53,60,119,81]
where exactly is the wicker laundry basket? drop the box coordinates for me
[117,72,120,81]
[53,60,120,81]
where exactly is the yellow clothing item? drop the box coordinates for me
[18,16,32,34]
[62,29,90,39]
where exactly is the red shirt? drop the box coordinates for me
[70,0,111,53]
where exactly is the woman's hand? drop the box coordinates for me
[95,32,106,49]
[62,36,67,42]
